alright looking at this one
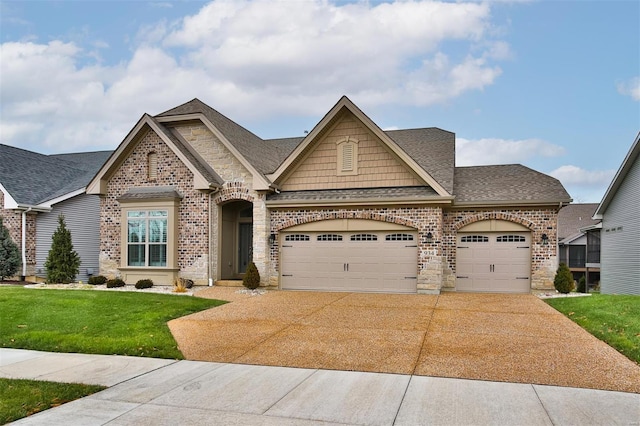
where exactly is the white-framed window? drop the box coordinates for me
[336,136,359,176]
[127,210,168,267]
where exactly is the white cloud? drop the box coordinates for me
[456,137,565,166]
[548,165,615,186]
[0,0,509,153]
[616,76,640,101]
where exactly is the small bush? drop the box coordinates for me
[577,275,587,293]
[173,277,187,293]
[135,279,153,289]
[106,278,125,288]
[88,275,107,285]
[242,262,260,290]
[554,263,574,294]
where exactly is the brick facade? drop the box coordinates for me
[99,129,210,284]
[0,191,36,277]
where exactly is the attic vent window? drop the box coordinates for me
[148,152,158,181]
[336,137,358,176]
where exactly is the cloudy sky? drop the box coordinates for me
[1,0,638,203]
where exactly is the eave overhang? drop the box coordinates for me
[266,196,454,209]
[452,199,571,209]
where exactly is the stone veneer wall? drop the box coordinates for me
[175,124,270,285]
[269,206,444,293]
[0,191,36,277]
[442,208,559,290]
[99,129,210,283]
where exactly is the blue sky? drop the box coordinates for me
[1,0,638,203]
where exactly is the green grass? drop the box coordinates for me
[545,294,640,364]
[0,378,105,424]
[0,288,225,359]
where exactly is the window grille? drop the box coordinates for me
[350,234,377,241]
[385,233,414,241]
[496,235,526,243]
[284,234,310,241]
[460,235,488,243]
[317,234,343,241]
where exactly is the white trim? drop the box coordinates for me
[41,188,86,208]
[0,183,19,209]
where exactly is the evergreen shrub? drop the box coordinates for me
[88,275,107,285]
[106,278,126,288]
[0,217,21,281]
[135,279,153,289]
[44,215,80,283]
[554,263,574,294]
[242,262,260,290]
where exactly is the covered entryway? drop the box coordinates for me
[220,200,253,279]
[456,220,531,293]
[280,219,418,293]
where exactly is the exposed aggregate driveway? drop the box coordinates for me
[169,288,640,394]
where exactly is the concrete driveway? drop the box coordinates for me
[169,288,640,394]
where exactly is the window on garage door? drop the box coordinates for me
[350,234,377,241]
[317,234,342,241]
[284,234,310,241]
[496,235,526,243]
[385,233,414,241]
[460,235,489,243]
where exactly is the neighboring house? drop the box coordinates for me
[0,145,112,282]
[557,203,601,286]
[87,96,571,294]
[593,132,640,295]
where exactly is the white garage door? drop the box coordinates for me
[281,231,418,293]
[456,232,531,293]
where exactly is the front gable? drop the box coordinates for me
[269,96,451,197]
[279,109,423,191]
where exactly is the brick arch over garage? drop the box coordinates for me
[274,211,421,232]
[212,182,254,205]
[453,212,536,231]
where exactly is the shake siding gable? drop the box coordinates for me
[281,112,422,191]
[36,193,100,283]
[601,156,640,295]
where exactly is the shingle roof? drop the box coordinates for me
[557,203,599,241]
[453,164,572,204]
[0,144,112,205]
[118,186,183,201]
[385,128,455,194]
[266,186,438,202]
[156,98,283,175]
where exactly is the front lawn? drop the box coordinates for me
[0,288,225,359]
[545,294,640,364]
[0,378,105,424]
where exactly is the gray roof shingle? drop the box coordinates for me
[557,203,599,241]
[267,186,438,202]
[454,164,572,204]
[0,144,111,205]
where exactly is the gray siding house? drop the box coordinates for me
[0,145,111,282]
[593,132,640,295]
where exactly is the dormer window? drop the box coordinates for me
[336,136,358,176]
[148,152,158,181]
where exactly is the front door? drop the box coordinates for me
[238,223,253,274]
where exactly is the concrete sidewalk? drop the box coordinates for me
[1,349,639,425]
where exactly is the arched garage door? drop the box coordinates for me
[280,220,418,293]
[456,220,531,293]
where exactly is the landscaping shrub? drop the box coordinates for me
[0,217,21,281]
[173,277,188,293]
[554,263,574,294]
[44,215,80,283]
[242,261,260,290]
[135,279,153,289]
[88,275,107,285]
[106,278,126,288]
[577,275,587,293]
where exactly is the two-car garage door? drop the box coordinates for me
[280,231,418,293]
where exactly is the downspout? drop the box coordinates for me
[21,207,32,279]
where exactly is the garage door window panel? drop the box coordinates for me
[285,234,310,241]
[350,234,378,241]
[385,233,414,241]
[317,234,343,241]
[496,235,526,243]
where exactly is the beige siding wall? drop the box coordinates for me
[281,112,422,191]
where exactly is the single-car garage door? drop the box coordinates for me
[456,232,531,293]
[281,231,418,293]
